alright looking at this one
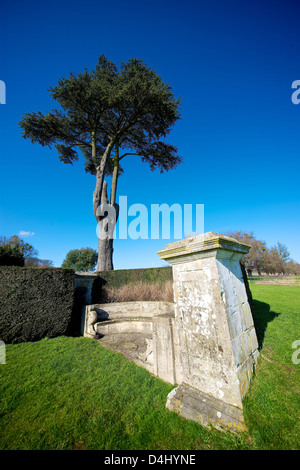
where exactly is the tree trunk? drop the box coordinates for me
[95,180,119,271]
[97,237,114,271]
[92,137,116,272]
[94,141,120,272]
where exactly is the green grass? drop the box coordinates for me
[0,285,299,450]
[243,285,300,450]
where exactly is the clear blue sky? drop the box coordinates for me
[1,0,300,268]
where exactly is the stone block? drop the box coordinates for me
[166,383,247,433]
[153,313,176,384]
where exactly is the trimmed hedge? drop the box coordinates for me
[91,266,173,303]
[0,266,75,344]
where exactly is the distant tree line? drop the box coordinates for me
[225,231,300,276]
[2,232,299,276]
[0,236,53,267]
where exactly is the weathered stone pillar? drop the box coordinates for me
[157,232,259,432]
[152,313,177,385]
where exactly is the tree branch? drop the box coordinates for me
[119,152,140,160]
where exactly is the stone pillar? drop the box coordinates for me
[157,232,259,432]
[152,313,176,385]
[75,273,98,305]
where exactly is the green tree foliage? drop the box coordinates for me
[19,55,182,271]
[4,235,38,262]
[0,237,25,266]
[61,248,98,272]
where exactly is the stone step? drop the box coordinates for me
[90,301,174,322]
[96,317,153,336]
[97,332,154,372]
[166,382,247,433]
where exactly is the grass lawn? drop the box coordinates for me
[0,284,299,450]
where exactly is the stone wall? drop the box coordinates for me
[82,301,176,380]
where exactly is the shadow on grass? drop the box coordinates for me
[251,299,280,350]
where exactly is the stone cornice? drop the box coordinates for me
[157,232,251,264]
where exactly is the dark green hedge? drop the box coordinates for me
[92,266,173,303]
[0,267,75,344]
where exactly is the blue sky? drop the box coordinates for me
[1,0,300,268]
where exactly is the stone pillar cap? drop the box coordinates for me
[157,232,250,262]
